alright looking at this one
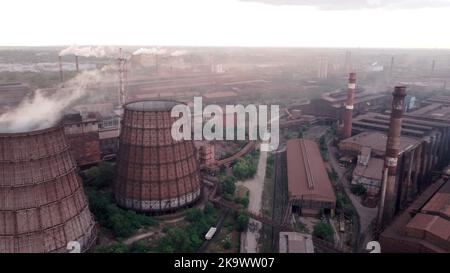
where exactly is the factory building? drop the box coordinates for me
[380,175,450,252]
[114,100,202,213]
[279,232,314,253]
[286,139,336,216]
[340,132,421,200]
[352,154,384,197]
[62,113,102,167]
[297,85,388,119]
[0,125,97,252]
[338,86,450,226]
[350,111,450,197]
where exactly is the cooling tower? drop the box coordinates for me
[0,125,96,253]
[115,100,202,213]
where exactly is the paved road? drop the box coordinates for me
[198,211,228,253]
[327,144,378,235]
[237,149,268,253]
[123,230,156,246]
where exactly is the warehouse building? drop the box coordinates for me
[279,232,314,253]
[380,176,450,252]
[286,138,336,217]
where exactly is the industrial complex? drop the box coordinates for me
[1,44,450,254]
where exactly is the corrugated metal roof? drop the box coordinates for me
[286,138,336,202]
[354,157,384,181]
[340,132,419,155]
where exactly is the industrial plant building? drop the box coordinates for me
[114,100,202,213]
[339,132,420,198]
[63,112,102,167]
[345,110,450,208]
[380,176,450,252]
[297,86,388,119]
[286,138,336,216]
[333,79,450,228]
[279,232,314,253]
[0,125,97,252]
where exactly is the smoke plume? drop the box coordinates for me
[59,45,120,58]
[132,47,168,56]
[0,70,103,133]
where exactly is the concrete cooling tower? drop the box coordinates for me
[0,125,96,253]
[115,100,202,213]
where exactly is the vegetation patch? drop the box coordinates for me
[156,203,219,253]
[82,162,158,239]
[313,221,334,243]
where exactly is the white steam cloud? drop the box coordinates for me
[132,48,188,57]
[0,70,103,133]
[59,45,120,58]
[132,47,168,56]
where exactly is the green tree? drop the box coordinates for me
[236,211,250,232]
[204,202,215,215]
[95,243,129,253]
[223,238,232,250]
[313,222,334,243]
[219,176,237,195]
[85,162,114,189]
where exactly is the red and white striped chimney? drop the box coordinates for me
[342,72,356,139]
[377,85,407,229]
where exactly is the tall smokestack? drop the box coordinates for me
[155,54,159,75]
[431,59,436,75]
[75,55,80,73]
[118,48,126,108]
[58,55,64,83]
[390,56,395,76]
[377,86,407,229]
[342,72,356,139]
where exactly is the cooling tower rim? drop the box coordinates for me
[124,99,186,112]
[0,122,63,137]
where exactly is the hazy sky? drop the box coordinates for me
[2,0,450,48]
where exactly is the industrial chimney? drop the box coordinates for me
[377,86,407,229]
[342,72,357,139]
[114,100,202,213]
[0,125,97,252]
[75,55,80,73]
[58,55,64,83]
[155,54,159,75]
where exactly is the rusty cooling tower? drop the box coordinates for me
[377,86,407,229]
[0,125,96,253]
[342,72,357,139]
[115,100,201,213]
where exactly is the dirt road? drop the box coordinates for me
[238,149,268,253]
